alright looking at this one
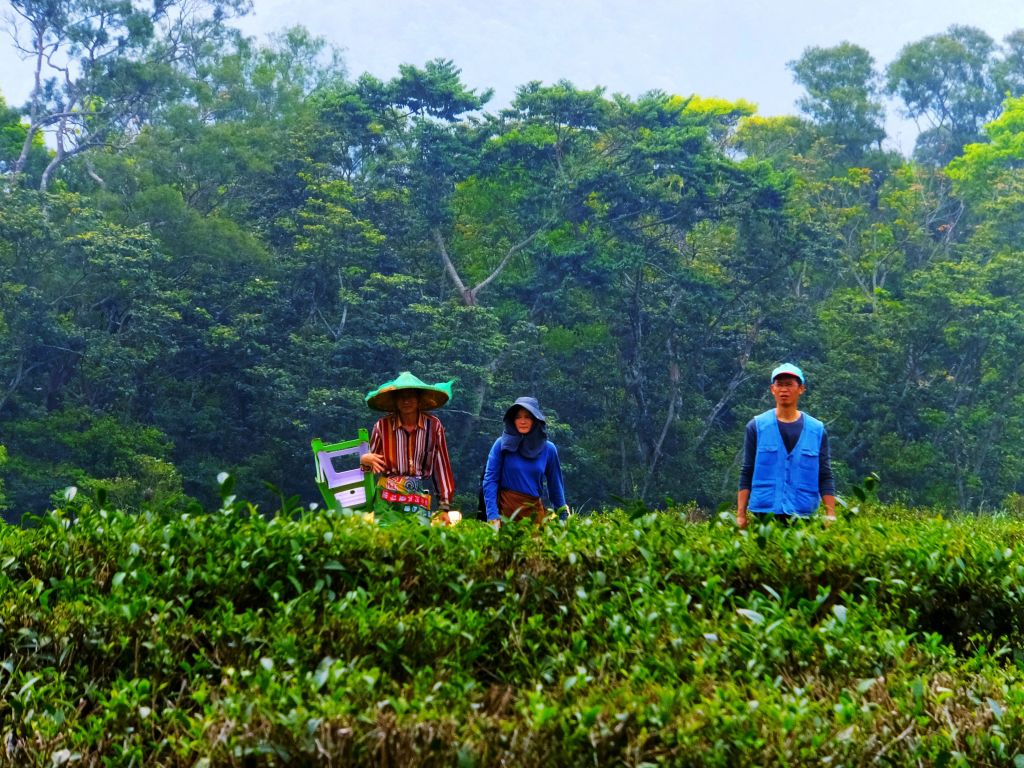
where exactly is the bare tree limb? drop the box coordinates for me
[640,336,680,500]
[432,228,471,302]
[695,317,762,451]
[434,219,554,306]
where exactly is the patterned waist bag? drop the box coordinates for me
[375,475,433,520]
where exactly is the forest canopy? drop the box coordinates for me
[4,4,1024,520]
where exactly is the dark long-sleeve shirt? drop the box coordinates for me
[738,414,836,495]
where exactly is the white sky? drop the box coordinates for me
[2,0,1022,154]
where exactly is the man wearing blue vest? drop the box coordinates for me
[737,363,836,528]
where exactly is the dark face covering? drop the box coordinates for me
[500,397,548,459]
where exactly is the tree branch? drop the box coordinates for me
[640,335,680,500]
[695,316,762,451]
[434,219,553,306]
[432,228,471,303]
[467,222,550,299]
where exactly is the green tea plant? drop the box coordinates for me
[1,497,1024,766]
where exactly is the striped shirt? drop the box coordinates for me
[369,412,455,504]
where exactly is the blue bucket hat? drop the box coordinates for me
[504,396,546,423]
[771,363,805,384]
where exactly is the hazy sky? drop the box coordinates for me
[3,0,1022,153]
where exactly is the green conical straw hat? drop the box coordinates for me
[365,371,454,412]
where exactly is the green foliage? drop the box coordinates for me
[0,93,47,180]
[3,407,181,522]
[947,95,1024,203]
[6,0,253,187]
[7,21,1024,520]
[0,445,7,512]
[3,505,1024,764]
[842,471,881,515]
[886,25,1004,164]
[789,42,886,158]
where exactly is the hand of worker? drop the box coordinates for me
[359,452,386,473]
[435,502,452,527]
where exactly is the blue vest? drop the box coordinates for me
[749,410,824,516]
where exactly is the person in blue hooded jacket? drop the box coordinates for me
[737,363,836,528]
[483,397,569,528]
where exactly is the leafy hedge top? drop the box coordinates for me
[3,504,1024,765]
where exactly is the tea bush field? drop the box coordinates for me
[2,499,1024,766]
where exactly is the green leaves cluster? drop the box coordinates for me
[3,504,1024,764]
[6,19,1024,517]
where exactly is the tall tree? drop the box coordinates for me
[5,0,251,189]
[789,42,886,159]
[886,25,1001,165]
[992,29,1024,99]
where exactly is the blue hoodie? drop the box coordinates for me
[482,397,567,521]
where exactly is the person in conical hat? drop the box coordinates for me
[360,372,456,525]
[481,396,569,529]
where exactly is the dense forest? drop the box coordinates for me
[4,1,1024,521]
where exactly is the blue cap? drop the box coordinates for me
[771,363,805,384]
